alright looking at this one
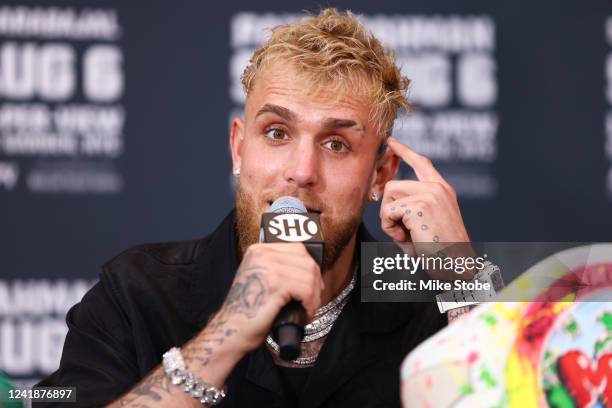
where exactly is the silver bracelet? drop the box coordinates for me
[435,260,505,314]
[162,347,226,406]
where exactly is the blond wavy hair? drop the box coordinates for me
[241,8,411,137]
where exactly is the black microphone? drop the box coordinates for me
[260,196,324,361]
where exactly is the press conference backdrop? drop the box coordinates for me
[0,0,610,386]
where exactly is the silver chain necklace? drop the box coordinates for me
[266,268,356,366]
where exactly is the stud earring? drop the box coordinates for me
[233,167,240,176]
[371,191,379,202]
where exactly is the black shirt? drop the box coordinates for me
[36,210,445,407]
[277,366,311,407]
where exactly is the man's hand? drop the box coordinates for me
[379,137,476,280]
[200,242,325,355]
[380,137,470,245]
[110,242,323,407]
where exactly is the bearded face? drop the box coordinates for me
[230,65,386,272]
[235,181,365,272]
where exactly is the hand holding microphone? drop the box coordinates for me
[261,197,325,360]
[206,197,324,363]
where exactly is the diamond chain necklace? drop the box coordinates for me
[266,267,357,365]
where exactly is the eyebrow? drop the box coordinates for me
[322,118,364,133]
[255,104,296,122]
[255,103,365,134]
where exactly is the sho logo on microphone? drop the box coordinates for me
[261,213,323,242]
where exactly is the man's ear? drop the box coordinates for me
[229,116,245,170]
[370,141,399,197]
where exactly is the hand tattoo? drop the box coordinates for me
[223,270,267,318]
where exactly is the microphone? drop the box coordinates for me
[260,196,325,361]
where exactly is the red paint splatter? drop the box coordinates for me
[468,351,479,364]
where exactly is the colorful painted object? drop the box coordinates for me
[401,244,612,408]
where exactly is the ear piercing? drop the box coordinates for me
[371,191,379,202]
[233,167,241,176]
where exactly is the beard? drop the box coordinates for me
[235,182,364,272]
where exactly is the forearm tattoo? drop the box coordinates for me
[113,370,172,407]
[182,268,267,366]
[112,269,268,406]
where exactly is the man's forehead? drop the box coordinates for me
[245,65,371,127]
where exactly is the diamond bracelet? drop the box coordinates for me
[162,347,226,406]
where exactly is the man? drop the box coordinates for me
[37,8,471,407]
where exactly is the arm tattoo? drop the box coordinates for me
[111,275,255,406]
[115,371,171,407]
[181,271,265,368]
[182,319,236,367]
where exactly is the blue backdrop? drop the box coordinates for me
[0,0,611,384]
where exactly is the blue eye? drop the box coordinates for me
[265,128,289,141]
[324,138,350,153]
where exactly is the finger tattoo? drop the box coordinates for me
[421,224,428,231]
[417,211,423,217]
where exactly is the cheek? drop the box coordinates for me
[322,159,372,209]
[327,183,367,218]
[349,185,366,203]
[241,141,284,183]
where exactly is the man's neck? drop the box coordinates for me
[317,233,357,315]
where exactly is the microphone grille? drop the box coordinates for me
[269,196,307,214]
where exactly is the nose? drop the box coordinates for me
[283,139,319,188]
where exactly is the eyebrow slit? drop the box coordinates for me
[322,118,365,135]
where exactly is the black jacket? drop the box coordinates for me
[37,210,445,407]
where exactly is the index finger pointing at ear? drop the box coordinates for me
[387,137,445,183]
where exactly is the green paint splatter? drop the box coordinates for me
[547,384,575,408]
[598,311,612,331]
[565,320,578,334]
[490,393,508,408]
[595,334,612,353]
[548,361,558,375]
[459,383,474,396]
[481,313,497,327]
[544,351,553,361]
[480,368,497,388]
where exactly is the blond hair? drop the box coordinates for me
[241,8,411,137]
